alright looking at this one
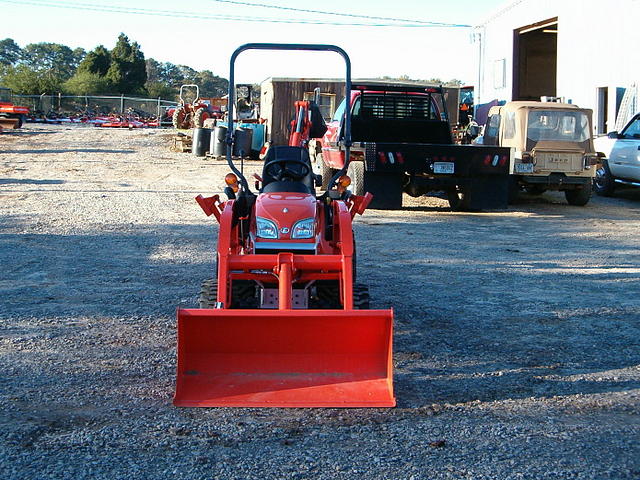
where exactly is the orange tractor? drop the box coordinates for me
[174,43,395,408]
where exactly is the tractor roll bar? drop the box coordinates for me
[227,43,352,193]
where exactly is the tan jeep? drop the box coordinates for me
[482,101,600,206]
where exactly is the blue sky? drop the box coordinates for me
[2,0,507,84]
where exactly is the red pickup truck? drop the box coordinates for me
[317,83,512,210]
[0,87,29,129]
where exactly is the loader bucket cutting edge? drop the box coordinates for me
[174,308,395,407]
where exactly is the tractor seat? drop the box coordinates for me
[261,146,315,194]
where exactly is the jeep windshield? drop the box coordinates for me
[526,109,590,145]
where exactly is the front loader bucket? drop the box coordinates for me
[174,308,395,407]
[0,118,19,130]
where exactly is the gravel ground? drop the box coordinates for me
[1,123,639,480]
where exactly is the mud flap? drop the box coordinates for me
[174,308,395,407]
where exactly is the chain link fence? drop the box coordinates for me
[13,94,178,125]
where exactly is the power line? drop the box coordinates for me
[210,0,472,28]
[1,0,471,28]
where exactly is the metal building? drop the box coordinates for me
[473,0,639,134]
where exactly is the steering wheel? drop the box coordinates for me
[264,158,310,182]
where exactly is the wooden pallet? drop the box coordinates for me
[171,134,192,153]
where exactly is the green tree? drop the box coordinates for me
[0,64,62,94]
[106,33,147,94]
[195,70,228,97]
[77,45,110,76]
[22,42,78,80]
[145,80,175,99]
[63,70,112,95]
[0,38,21,66]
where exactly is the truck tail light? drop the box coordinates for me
[378,152,387,164]
[499,155,508,166]
[483,154,492,166]
[396,152,404,164]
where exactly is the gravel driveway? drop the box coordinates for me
[1,124,639,479]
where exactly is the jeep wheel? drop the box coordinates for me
[565,186,591,206]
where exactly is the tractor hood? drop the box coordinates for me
[253,193,318,245]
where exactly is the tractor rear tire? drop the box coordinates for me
[199,279,218,308]
[193,108,210,128]
[172,106,186,130]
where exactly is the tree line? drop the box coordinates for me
[0,34,228,100]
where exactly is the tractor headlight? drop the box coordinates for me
[291,218,315,239]
[256,217,278,239]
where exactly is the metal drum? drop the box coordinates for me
[192,128,211,157]
[232,127,253,158]
[210,125,227,156]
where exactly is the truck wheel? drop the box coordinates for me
[348,162,402,209]
[447,189,468,211]
[321,156,335,190]
[447,188,471,211]
[565,185,591,206]
[199,279,218,308]
[593,161,616,197]
[508,177,520,204]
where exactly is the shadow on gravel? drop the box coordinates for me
[355,214,640,409]
[1,211,638,414]
[2,148,136,154]
[0,217,217,319]
[0,178,65,185]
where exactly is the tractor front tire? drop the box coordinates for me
[353,283,370,310]
[199,279,218,308]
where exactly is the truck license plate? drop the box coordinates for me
[434,162,454,174]
[515,163,534,173]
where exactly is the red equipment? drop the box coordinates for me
[0,87,29,129]
[173,43,395,408]
[172,84,212,129]
[288,89,327,148]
